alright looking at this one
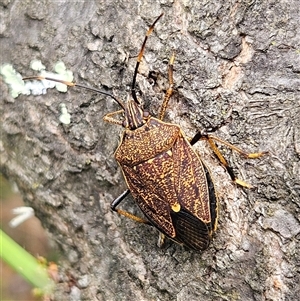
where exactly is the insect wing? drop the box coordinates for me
[173,134,214,224]
[121,150,178,238]
[170,207,211,250]
[171,135,217,249]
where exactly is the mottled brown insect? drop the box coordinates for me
[23,13,266,250]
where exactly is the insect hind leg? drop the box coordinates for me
[111,189,151,224]
[111,191,169,248]
[190,132,268,188]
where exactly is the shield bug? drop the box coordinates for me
[23,13,267,250]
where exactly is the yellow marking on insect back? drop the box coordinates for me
[171,203,181,212]
[147,158,155,164]
[167,150,172,156]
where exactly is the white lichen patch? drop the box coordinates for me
[0,64,29,98]
[0,60,73,97]
[59,103,71,125]
[30,59,46,71]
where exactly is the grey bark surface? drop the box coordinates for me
[1,1,299,300]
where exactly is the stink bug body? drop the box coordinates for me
[113,116,219,250]
[23,13,266,251]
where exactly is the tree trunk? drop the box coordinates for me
[1,1,299,300]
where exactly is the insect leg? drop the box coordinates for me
[131,13,164,104]
[204,134,268,159]
[103,109,125,125]
[111,189,151,224]
[190,132,267,188]
[159,52,175,120]
[157,232,166,248]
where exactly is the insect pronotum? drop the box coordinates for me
[23,13,267,251]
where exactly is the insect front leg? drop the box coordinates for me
[103,109,124,125]
[158,52,175,121]
[111,189,151,224]
[190,132,268,188]
[131,13,164,104]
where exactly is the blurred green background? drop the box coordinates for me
[1,174,54,301]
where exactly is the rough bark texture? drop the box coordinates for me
[1,1,300,300]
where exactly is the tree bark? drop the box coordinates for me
[1,1,299,300]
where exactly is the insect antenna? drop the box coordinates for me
[22,76,125,110]
[131,13,164,104]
